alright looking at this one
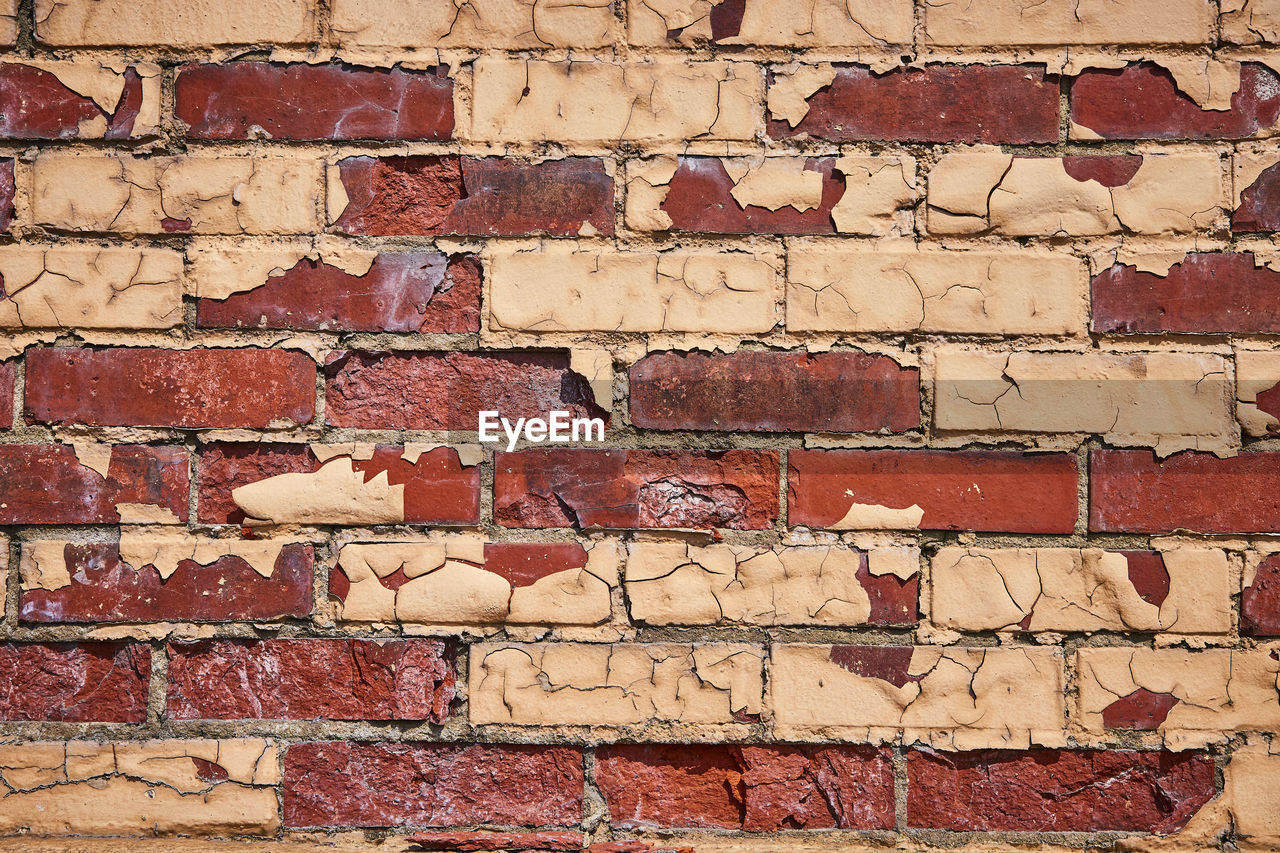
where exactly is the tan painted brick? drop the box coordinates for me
[0,0,14,45]
[1221,0,1280,44]
[627,0,914,47]
[0,739,279,835]
[30,153,323,236]
[488,242,781,334]
[786,241,1087,335]
[470,58,763,144]
[923,0,1212,45]
[1236,349,1280,437]
[1234,145,1279,212]
[469,642,764,726]
[930,547,1231,634]
[333,0,615,48]
[34,0,317,46]
[625,542,917,626]
[0,247,183,330]
[927,151,1223,236]
[769,644,1066,748]
[1076,647,1280,748]
[932,349,1235,453]
[334,537,617,626]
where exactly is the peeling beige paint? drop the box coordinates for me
[1236,349,1280,437]
[829,500,924,531]
[1234,145,1280,209]
[766,62,837,126]
[470,642,764,726]
[118,528,297,580]
[725,157,825,212]
[0,247,184,330]
[930,547,1231,634]
[830,155,918,234]
[922,0,1212,46]
[869,546,919,579]
[569,349,613,412]
[786,240,1088,336]
[16,60,162,135]
[34,0,317,46]
[332,0,616,49]
[71,442,113,478]
[629,0,913,46]
[1222,0,1280,45]
[20,540,72,592]
[770,644,1066,748]
[187,238,376,300]
[115,504,182,525]
[233,457,404,525]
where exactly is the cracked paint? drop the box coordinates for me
[1233,146,1280,231]
[35,0,316,46]
[923,0,1212,45]
[470,642,764,726]
[1236,350,1280,436]
[1222,0,1280,43]
[332,0,615,49]
[629,0,912,47]
[0,60,160,138]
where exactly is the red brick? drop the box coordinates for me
[197,442,479,525]
[1242,553,1280,636]
[333,155,614,236]
[1092,253,1280,333]
[0,158,13,230]
[788,449,1078,533]
[1233,162,1280,233]
[167,638,454,722]
[324,350,606,430]
[283,742,583,828]
[771,64,1059,143]
[595,744,894,831]
[907,749,1215,832]
[659,156,847,234]
[1071,63,1280,139]
[0,64,145,138]
[20,542,312,623]
[1101,688,1180,730]
[0,444,187,524]
[0,643,149,722]
[196,253,480,333]
[481,543,590,588]
[177,62,452,140]
[1090,449,1280,533]
[0,357,13,427]
[630,351,918,432]
[495,449,780,530]
[407,833,583,852]
[25,347,315,429]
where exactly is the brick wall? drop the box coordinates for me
[0,1,1277,852]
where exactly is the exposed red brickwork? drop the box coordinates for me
[196,253,480,333]
[25,347,315,428]
[630,350,919,432]
[771,64,1059,143]
[858,561,920,625]
[283,742,584,827]
[167,638,454,721]
[1242,553,1280,636]
[788,449,1079,533]
[595,744,894,830]
[0,643,149,722]
[324,350,605,429]
[20,542,313,623]
[495,449,780,529]
[0,63,145,138]
[1061,154,1143,186]
[828,645,922,688]
[0,357,13,426]
[333,155,614,236]
[1102,689,1181,730]
[176,62,452,140]
[0,444,188,524]
[1090,449,1280,533]
[481,543,590,587]
[659,156,847,233]
[1071,63,1280,139]
[1233,162,1280,232]
[0,158,13,230]
[907,749,1215,832]
[1092,253,1280,333]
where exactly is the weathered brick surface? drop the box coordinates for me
[1243,553,1280,636]
[167,638,454,721]
[0,61,158,138]
[629,0,914,46]
[25,347,315,428]
[1093,253,1280,333]
[496,449,780,529]
[35,0,317,46]
[177,63,452,140]
[332,0,614,49]
[1233,149,1280,232]
[924,0,1212,45]
[0,358,12,426]
[0,444,187,524]
[0,642,148,721]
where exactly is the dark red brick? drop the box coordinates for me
[1233,162,1280,233]
[659,156,848,234]
[0,159,14,230]
[856,557,919,625]
[283,742,583,828]
[1090,449,1280,534]
[176,62,452,140]
[481,543,589,588]
[333,155,614,236]
[1242,553,1280,636]
[0,444,187,525]
[630,350,919,433]
[167,638,454,722]
[20,542,313,623]
[788,449,1078,533]
[828,645,921,688]
[0,63,145,138]
[0,643,148,722]
[495,449,780,530]
[197,442,479,525]
[407,833,584,852]
[907,749,1215,832]
[1102,689,1180,730]
[0,357,13,427]
[196,253,480,333]
[324,350,605,430]
[1061,154,1143,186]
[771,64,1059,143]
[1092,253,1280,333]
[25,347,315,429]
[1071,63,1280,139]
[595,744,894,831]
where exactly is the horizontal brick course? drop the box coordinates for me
[0,642,149,722]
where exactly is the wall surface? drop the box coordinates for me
[0,0,1277,851]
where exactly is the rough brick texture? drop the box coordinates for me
[0,643,149,722]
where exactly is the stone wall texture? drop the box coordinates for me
[0,1,1277,852]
